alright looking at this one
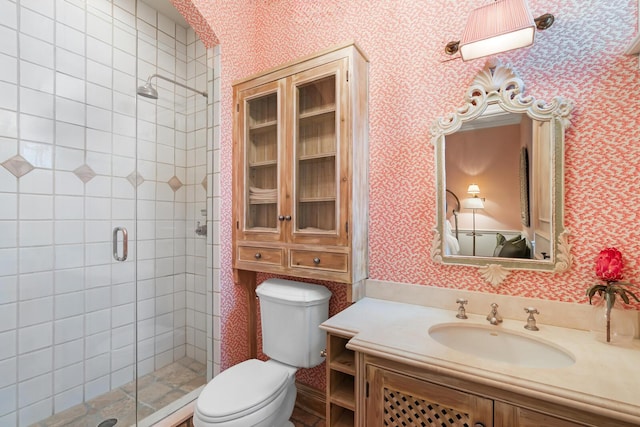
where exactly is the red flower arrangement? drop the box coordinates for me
[586,247,639,342]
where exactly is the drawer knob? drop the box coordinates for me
[313,257,320,265]
[474,423,485,427]
[278,215,285,221]
[320,349,327,358]
[285,215,291,221]
[254,253,261,259]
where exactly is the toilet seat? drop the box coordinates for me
[195,359,291,423]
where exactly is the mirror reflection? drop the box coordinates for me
[431,61,573,285]
[444,110,551,260]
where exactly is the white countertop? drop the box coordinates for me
[320,297,640,424]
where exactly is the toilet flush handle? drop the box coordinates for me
[320,349,327,358]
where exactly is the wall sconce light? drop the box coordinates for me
[462,184,485,256]
[445,0,554,61]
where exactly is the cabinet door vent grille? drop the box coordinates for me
[383,388,471,427]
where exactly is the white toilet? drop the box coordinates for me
[193,278,332,427]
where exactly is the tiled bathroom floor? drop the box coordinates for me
[31,357,207,427]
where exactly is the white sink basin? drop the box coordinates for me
[429,323,575,368]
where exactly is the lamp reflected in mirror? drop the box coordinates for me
[461,184,485,256]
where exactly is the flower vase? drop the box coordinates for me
[590,297,636,344]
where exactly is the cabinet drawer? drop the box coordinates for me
[290,250,348,272]
[238,246,283,266]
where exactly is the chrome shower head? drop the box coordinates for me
[136,74,207,100]
[136,81,159,99]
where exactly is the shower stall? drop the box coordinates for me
[0,0,220,425]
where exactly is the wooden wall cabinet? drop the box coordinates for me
[232,43,369,301]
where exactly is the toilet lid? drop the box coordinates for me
[196,359,290,421]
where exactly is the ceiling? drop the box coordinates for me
[140,0,188,28]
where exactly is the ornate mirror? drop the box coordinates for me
[431,61,573,286]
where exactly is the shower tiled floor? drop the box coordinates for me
[31,357,207,427]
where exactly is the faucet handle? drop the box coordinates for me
[524,307,540,331]
[455,298,468,319]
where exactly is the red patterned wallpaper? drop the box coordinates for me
[173,0,640,390]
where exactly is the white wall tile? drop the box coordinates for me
[54,171,84,196]
[54,315,83,344]
[0,221,17,248]
[0,53,17,84]
[54,220,83,245]
[53,339,83,369]
[111,344,133,371]
[85,309,110,335]
[18,372,51,407]
[84,353,109,381]
[0,24,17,57]
[21,168,53,199]
[111,324,133,349]
[55,24,84,55]
[54,268,84,294]
[55,0,85,32]
[20,7,54,43]
[19,34,53,68]
[18,296,52,327]
[55,48,85,80]
[84,375,108,400]
[18,322,51,354]
[85,264,111,288]
[87,37,113,69]
[19,87,54,120]
[0,386,16,418]
[0,81,17,111]
[85,287,110,313]
[55,122,84,150]
[54,291,83,320]
[87,12,112,43]
[85,330,109,358]
[86,129,112,153]
[0,357,16,388]
[0,1,17,29]
[85,197,110,220]
[53,385,83,412]
[20,114,54,144]
[111,303,133,329]
[56,73,85,103]
[55,98,85,127]
[54,196,83,220]
[0,330,16,361]
[87,60,112,89]
[18,246,53,275]
[19,271,53,301]
[18,347,51,381]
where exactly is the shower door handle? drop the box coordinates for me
[112,227,128,261]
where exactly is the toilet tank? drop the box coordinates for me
[256,278,332,368]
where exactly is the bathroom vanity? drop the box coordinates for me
[320,282,640,427]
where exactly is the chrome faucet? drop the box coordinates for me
[486,303,503,325]
[524,307,539,331]
[455,298,468,319]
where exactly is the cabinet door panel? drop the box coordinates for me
[494,401,586,427]
[236,80,285,243]
[290,58,350,246]
[367,365,493,427]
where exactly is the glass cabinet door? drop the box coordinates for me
[292,60,347,241]
[242,84,280,234]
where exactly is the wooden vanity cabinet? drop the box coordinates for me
[366,365,493,426]
[363,356,634,427]
[326,333,358,427]
[232,43,369,300]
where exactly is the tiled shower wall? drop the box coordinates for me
[0,0,218,425]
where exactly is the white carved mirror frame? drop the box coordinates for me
[431,61,573,287]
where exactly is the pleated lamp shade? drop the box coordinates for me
[459,0,536,61]
[462,197,485,210]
